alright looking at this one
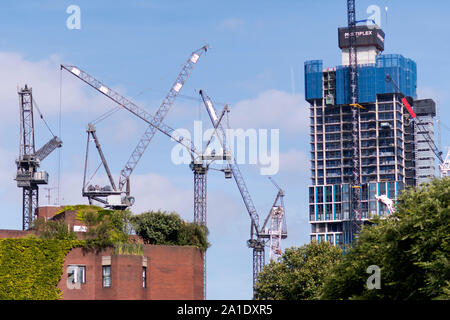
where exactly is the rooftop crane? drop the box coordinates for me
[15,85,62,230]
[82,123,124,207]
[199,89,287,292]
[61,45,207,208]
[385,75,447,177]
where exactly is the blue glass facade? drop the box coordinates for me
[305,54,417,105]
[304,60,323,100]
[309,181,404,246]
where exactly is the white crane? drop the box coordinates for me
[61,45,207,209]
[199,89,287,291]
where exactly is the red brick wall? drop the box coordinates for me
[51,210,87,233]
[0,229,34,238]
[59,245,204,300]
[36,206,61,220]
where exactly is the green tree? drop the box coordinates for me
[254,241,342,300]
[131,210,209,251]
[321,177,450,300]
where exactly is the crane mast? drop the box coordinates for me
[199,90,287,291]
[347,0,362,244]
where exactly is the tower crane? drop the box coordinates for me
[15,85,62,230]
[264,177,286,262]
[346,0,363,245]
[61,45,207,208]
[199,89,287,291]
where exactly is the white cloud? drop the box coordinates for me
[0,147,19,197]
[229,89,310,134]
[104,116,141,144]
[278,148,309,174]
[0,51,117,121]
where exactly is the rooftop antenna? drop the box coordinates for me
[43,187,57,205]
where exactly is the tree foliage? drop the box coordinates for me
[76,207,133,249]
[254,241,342,300]
[131,210,209,251]
[321,177,450,300]
[32,217,77,240]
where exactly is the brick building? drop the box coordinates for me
[59,244,204,300]
[0,206,204,300]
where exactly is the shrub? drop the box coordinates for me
[32,217,76,240]
[132,210,209,251]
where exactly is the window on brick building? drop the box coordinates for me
[68,265,86,284]
[102,265,111,288]
[142,267,147,288]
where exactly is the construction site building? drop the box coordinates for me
[305,25,437,246]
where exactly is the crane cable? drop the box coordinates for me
[91,106,121,125]
[31,97,57,138]
[57,68,63,205]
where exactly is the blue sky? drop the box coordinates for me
[0,0,449,299]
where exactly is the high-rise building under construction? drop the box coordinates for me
[305,24,437,246]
